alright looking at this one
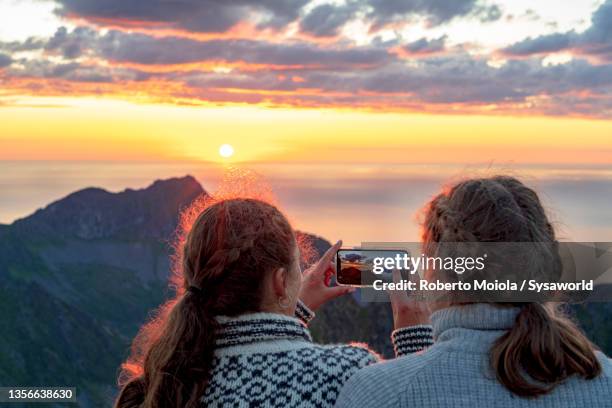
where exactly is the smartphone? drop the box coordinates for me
[336,248,409,287]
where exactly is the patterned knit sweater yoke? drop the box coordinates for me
[200,312,378,407]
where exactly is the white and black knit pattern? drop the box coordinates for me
[200,306,433,407]
[201,313,376,407]
[294,301,315,324]
[391,324,433,355]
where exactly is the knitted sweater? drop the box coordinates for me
[199,302,433,407]
[335,304,612,408]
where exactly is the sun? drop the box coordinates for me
[219,144,234,158]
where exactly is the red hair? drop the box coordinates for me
[116,169,314,407]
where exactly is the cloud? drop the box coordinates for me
[299,3,358,37]
[366,0,500,28]
[502,32,574,56]
[403,35,447,55]
[23,26,392,69]
[1,3,611,118]
[0,53,12,68]
[295,1,502,41]
[579,0,612,61]
[343,253,365,262]
[8,58,148,83]
[180,53,612,116]
[521,9,540,22]
[501,0,612,62]
[475,3,502,22]
[45,26,98,59]
[4,24,612,118]
[103,33,391,68]
[0,38,45,53]
[56,0,501,38]
[350,56,533,103]
[55,0,308,33]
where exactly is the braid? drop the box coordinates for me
[424,193,477,245]
[197,247,242,283]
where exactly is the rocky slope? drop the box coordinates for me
[0,176,203,406]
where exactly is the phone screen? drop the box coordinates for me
[336,249,409,287]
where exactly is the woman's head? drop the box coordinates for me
[115,198,301,408]
[421,175,562,300]
[181,198,302,316]
[420,175,601,398]
[422,175,555,245]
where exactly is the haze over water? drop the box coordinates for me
[2,160,611,246]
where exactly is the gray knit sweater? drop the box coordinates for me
[199,302,433,407]
[335,304,612,408]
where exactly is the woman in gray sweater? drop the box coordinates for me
[336,176,612,408]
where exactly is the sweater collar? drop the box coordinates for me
[431,303,521,340]
[215,312,312,349]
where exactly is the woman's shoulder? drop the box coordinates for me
[596,351,612,378]
[349,347,433,384]
[334,346,442,408]
[301,341,380,367]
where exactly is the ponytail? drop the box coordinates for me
[490,303,601,398]
[115,291,218,408]
[114,378,145,408]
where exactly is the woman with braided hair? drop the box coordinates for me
[336,176,612,408]
[114,198,426,408]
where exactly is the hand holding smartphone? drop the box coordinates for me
[336,248,431,328]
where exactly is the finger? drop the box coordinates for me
[324,268,332,286]
[319,240,343,269]
[324,284,355,300]
[325,264,337,286]
[388,268,409,303]
[392,267,402,284]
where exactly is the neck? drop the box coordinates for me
[257,304,296,317]
[431,303,521,340]
[215,312,311,350]
[258,296,297,317]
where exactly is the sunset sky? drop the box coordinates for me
[1,0,612,163]
[1,0,611,243]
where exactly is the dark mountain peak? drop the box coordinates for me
[14,175,206,240]
[63,186,108,199]
[149,175,200,191]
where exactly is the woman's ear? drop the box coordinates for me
[271,267,288,298]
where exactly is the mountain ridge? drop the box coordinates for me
[12,175,204,241]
